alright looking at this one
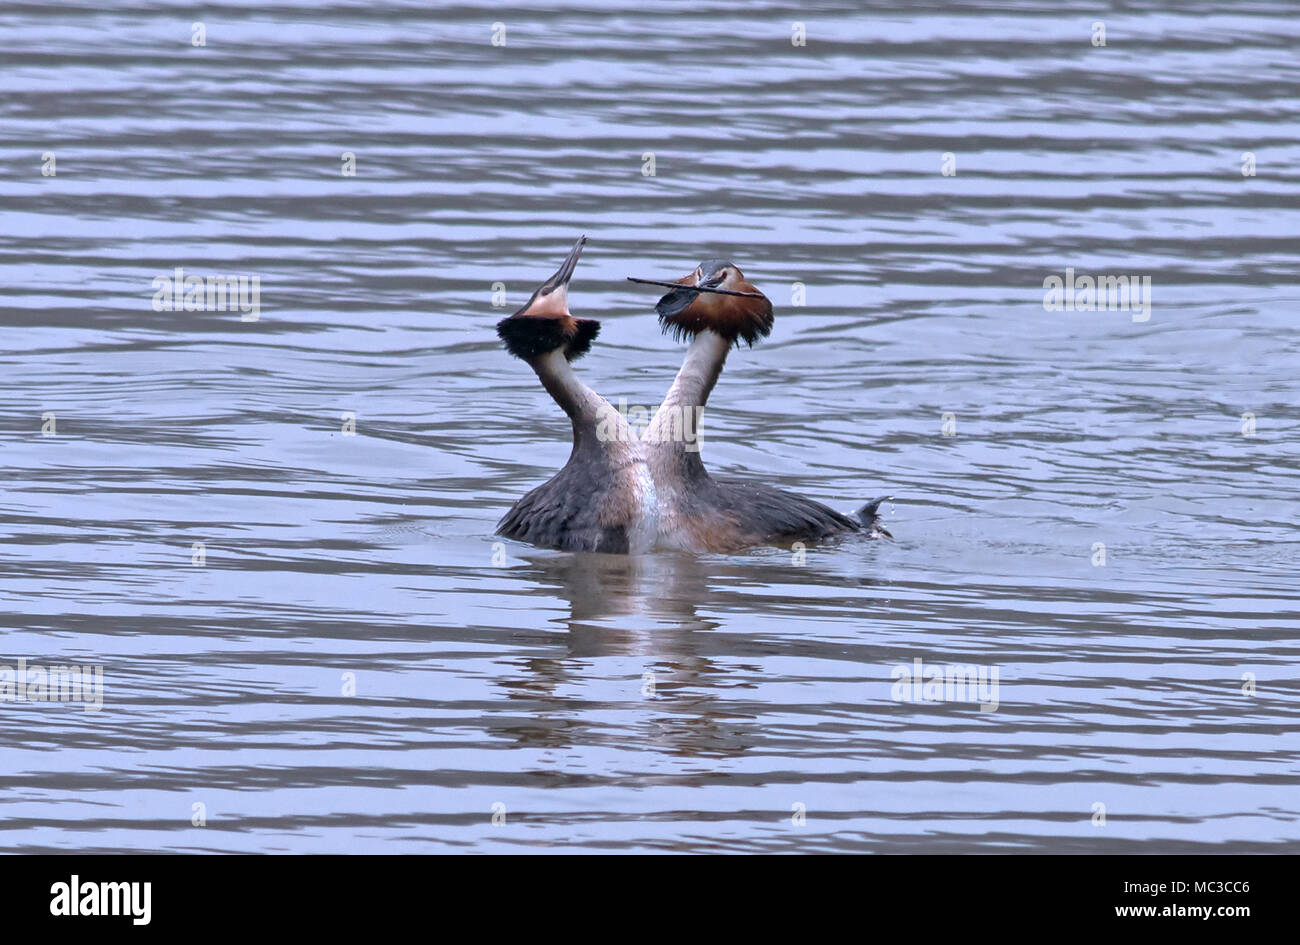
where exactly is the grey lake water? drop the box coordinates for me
[0,1,1297,853]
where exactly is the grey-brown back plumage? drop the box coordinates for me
[497,447,632,554]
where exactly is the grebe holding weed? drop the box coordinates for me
[633,259,890,552]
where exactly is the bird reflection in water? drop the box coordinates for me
[487,550,880,759]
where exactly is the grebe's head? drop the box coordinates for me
[650,259,773,347]
[496,235,600,361]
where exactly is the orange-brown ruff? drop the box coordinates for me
[655,259,774,346]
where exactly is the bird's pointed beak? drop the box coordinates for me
[542,235,586,294]
[512,235,586,318]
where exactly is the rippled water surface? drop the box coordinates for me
[1,1,1297,853]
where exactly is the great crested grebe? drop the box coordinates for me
[631,259,889,552]
[495,240,889,554]
[495,237,657,553]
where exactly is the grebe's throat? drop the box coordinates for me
[647,330,731,431]
[645,329,731,493]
